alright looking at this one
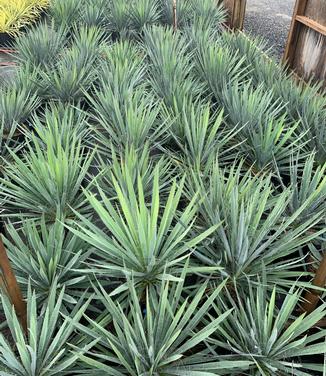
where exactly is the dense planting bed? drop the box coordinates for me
[0,0,325,374]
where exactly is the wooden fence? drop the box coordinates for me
[223,0,247,30]
[284,0,326,86]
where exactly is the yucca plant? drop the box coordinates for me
[279,153,326,228]
[193,40,248,103]
[257,64,326,164]
[186,16,219,49]
[0,134,94,224]
[49,0,81,28]
[190,0,227,30]
[215,28,290,95]
[14,22,68,68]
[4,219,92,305]
[0,86,39,132]
[0,121,22,174]
[97,40,146,101]
[74,270,252,375]
[0,0,49,36]
[0,283,92,375]
[185,160,326,290]
[221,82,302,171]
[79,0,108,28]
[96,143,173,200]
[129,0,161,31]
[209,282,326,375]
[37,26,103,104]
[247,50,326,165]
[271,74,318,118]
[221,31,272,84]
[160,0,192,28]
[299,94,326,165]
[87,87,166,151]
[254,57,290,92]
[67,169,218,293]
[143,26,199,106]
[168,99,237,168]
[39,44,97,103]
[29,103,91,150]
[222,82,283,128]
[72,25,106,65]
[3,62,40,94]
[107,1,131,38]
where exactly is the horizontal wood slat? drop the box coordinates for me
[296,15,326,36]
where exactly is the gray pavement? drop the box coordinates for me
[244,0,296,59]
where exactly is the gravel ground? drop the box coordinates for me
[244,0,296,60]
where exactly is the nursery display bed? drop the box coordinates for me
[0,0,325,375]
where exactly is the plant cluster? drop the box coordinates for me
[0,0,49,36]
[0,0,325,375]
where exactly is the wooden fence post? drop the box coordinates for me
[173,0,177,31]
[283,0,309,65]
[223,0,247,30]
[0,235,27,333]
[302,253,326,313]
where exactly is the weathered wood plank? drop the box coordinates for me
[296,15,326,36]
[302,253,326,313]
[232,0,247,30]
[284,0,308,64]
[284,0,326,86]
[294,26,326,85]
[0,236,27,332]
[223,0,247,30]
[305,0,326,26]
